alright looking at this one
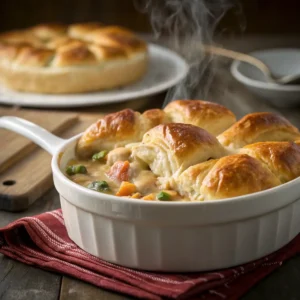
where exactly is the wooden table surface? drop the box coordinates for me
[1,35,300,300]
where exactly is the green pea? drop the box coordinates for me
[87,181,109,192]
[66,165,87,176]
[92,150,108,162]
[156,191,171,201]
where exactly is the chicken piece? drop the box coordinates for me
[107,147,131,166]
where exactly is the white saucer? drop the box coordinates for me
[231,48,300,108]
[0,44,188,108]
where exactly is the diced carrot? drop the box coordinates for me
[142,193,155,201]
[107,160,130,182]
[116,181,137,196]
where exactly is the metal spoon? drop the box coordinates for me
[203,45,300,85]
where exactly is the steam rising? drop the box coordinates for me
[134,0,233,106]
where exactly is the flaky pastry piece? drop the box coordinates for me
[76,100,235,158]
[131,123,226,178]
[175,154,280,201]
[217,112,300,151]
[0,22,148,94]
[76,109,169,158]
[240,141,300,183]
[164,100,236,135]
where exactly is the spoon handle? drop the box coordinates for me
[203,45,274,82]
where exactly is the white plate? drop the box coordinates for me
[0,44,188,108]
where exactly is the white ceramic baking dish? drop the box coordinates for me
[1,116,300,272]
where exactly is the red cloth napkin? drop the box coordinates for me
[0,209,299,300]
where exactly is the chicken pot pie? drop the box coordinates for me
[0,22,148,94]
[65,103,300,202]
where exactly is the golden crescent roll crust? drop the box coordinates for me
[200,154,280,200]
[76,109,169,158]
[68,22,104,38]
[0,22,148,93]
[30,23,67,40]
[142,109,170,128]
[77,109,140,157]
[240,141,300,183]
[14,46,54,67]
[217,112,300,150]
[174,159,219,200]
[132,123,226,177]
[164,100,236,135]
[144,123,223,157]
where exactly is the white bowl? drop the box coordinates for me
[1,116,300,272]
[231,48,300,107]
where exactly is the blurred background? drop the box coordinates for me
[1,0,300,110]
[0,0,300,35]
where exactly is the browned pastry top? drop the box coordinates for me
[240,141,300,183]
[143,123,221,158]
[87,109,138,140]
[0,22,147,68]
[164,99,236,135]
[218,112,300,149]
[200,154,281,200]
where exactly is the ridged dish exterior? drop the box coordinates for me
[59,195,300,272]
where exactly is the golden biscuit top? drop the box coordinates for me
[143,123,222,157]
[165,100,235,121]
[218,112,300,149]
[83,109,139,141]
[240,141,300,183]
[164,100,236,135]
[201,154,281,199]
[0,22,147,68]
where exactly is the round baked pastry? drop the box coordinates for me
[164,100,236,135]
[217,112,300,150]
[240,141,300,183]
[77,108,169,158]
[0,23,148,94]
[132,123,226,177]
[176,154,280,201]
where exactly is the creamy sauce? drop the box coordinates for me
[65,147,185,201]
[67,158,120,194]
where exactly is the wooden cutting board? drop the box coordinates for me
[0,107,102,212]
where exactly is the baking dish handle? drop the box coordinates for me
[0,116,66,155]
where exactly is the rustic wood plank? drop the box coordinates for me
[0,188,60,227]
[0,188,62,300]
[0,109,78,173]
[0,256,61,300]
[60,277,132,300]
[0,114,101,212]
